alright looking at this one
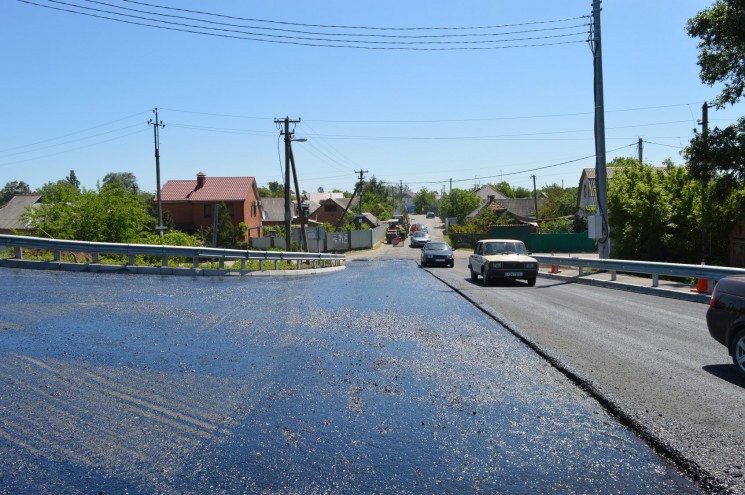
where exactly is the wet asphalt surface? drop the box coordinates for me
[0,264,701,494]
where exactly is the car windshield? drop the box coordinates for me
[483,242,527,255]
[426,242,450,251]
[413,232,427,238]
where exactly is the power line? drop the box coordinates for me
[19,0,589,50]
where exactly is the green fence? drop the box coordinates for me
[528,232,596,253]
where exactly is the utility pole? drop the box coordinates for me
[399,180,403,214]
[148,108,166,237]
[449,178,452,194]
[274,117,301,252]
[590,0,610,258]
[355,170,368,229]
[288,145,308,251]
[638,137,643,164]
[700,102,709,262]
[531,175,539,224]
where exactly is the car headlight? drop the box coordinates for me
[524,263,536,269]
[489,262,502,269]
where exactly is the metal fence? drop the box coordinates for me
[0,234,345,272]
[534,255,745,293]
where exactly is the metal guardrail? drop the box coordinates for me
[533,255,745,292]
[0,234,345,271]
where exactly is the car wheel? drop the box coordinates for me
[730,329,745,379]
[449,261,454,268]
[481,269,488,287]
[470,266,478,281]
[527,277,536,286]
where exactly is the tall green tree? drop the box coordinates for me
[539,184,578,220]
[490,181,531,198]
[439,188,481,224]
[0,180,31,206]
[102,172,138,192]
[65,170,80,190]
[686,0,745,109]
[413,188,437,214]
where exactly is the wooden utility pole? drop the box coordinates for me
[288,145,308,251]
[275,117,301,252]
[532,175,539,224]
[700,102,709,262]
[148,108,166,237]
[355,170,367,228]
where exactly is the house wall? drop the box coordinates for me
[312,202,346,226]
[164,198,263,241]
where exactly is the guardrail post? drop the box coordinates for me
[652,274,659,287]
[579,266,583,276]
[274,260,279,270]
[92,253,99,264]
[128,254,135,266]
[611,270,617,281]
[219,258,225,269]
[240,259,246,270]
[193,257,199,268]
[14,247,22,259]
[54,251,61,261]
[162,255,168,267]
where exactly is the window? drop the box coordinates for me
[226,204,234,217]
[204,204,212,218]
[324,203,337,212]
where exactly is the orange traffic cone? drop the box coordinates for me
[549,251,562,274]
[692,259,708,293]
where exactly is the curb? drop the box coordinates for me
[0,258,346,277]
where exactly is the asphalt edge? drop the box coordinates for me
[0,258,346,277]
[424,265,727,495]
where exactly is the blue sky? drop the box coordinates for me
[2,0,744,196]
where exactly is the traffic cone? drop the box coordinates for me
[549,251,561,274]
[692,259,708,293]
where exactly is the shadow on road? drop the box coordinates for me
[702,364,745,389]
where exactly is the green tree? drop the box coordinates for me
[538,184,578,221]
[686,0,745,109]
[607,159,701,263]
[439,188,481,224]
[24,184,150,242]
[267,181,284,197]
[413,188,437,214]
[102,172,138,192]
[65,170,80,190]
[0,180,31,206]
[490,181,531,198]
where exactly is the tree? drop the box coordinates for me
[439,188,481,224]
[24,184,150,243]
[413,188,436,214]
[538,184,578,220]
[102,172,138,192]
[490,181,531,198]
[267,181,283,197]
[686,0,745,109]
[0,180,31,206]
[607,159,702,263]
[66,170,80,190]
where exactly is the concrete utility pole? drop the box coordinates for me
[148,108,166,237]
[531,175,539,224]
[590,0,610,258]
[638,138,643,164]
[700,102,709,261]
[355,170,368,229]
[288,145,308,251]
[275,117,301,252]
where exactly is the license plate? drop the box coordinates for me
[505,271,523,277]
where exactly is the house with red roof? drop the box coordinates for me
[159,172,263,241]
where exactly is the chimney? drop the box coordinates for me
[196,172,206,189]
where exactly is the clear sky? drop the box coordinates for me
[3,0,744,196]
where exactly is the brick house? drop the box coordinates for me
[308,197,359,227]
[159,172,263,240]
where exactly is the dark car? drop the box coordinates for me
[706,275,745,379]
[426,211,435,218]
[421,241,454,268]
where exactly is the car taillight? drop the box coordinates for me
[709,285,717,307]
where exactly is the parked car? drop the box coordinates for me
[410,230,431,248]
[467,239,538,286]
[421,241,454,267]
[706,275,745,379]
[426,211,435,218]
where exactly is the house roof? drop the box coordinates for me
[467,196,545,222]
[303,192,345,203]
[0,194,42,230]
[580,167,616,182]
[160,175,256,202]
[474,185,508,201]
[261,198,322,223]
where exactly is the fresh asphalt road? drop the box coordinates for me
[0,261,699,493]
[365,214,745,494]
